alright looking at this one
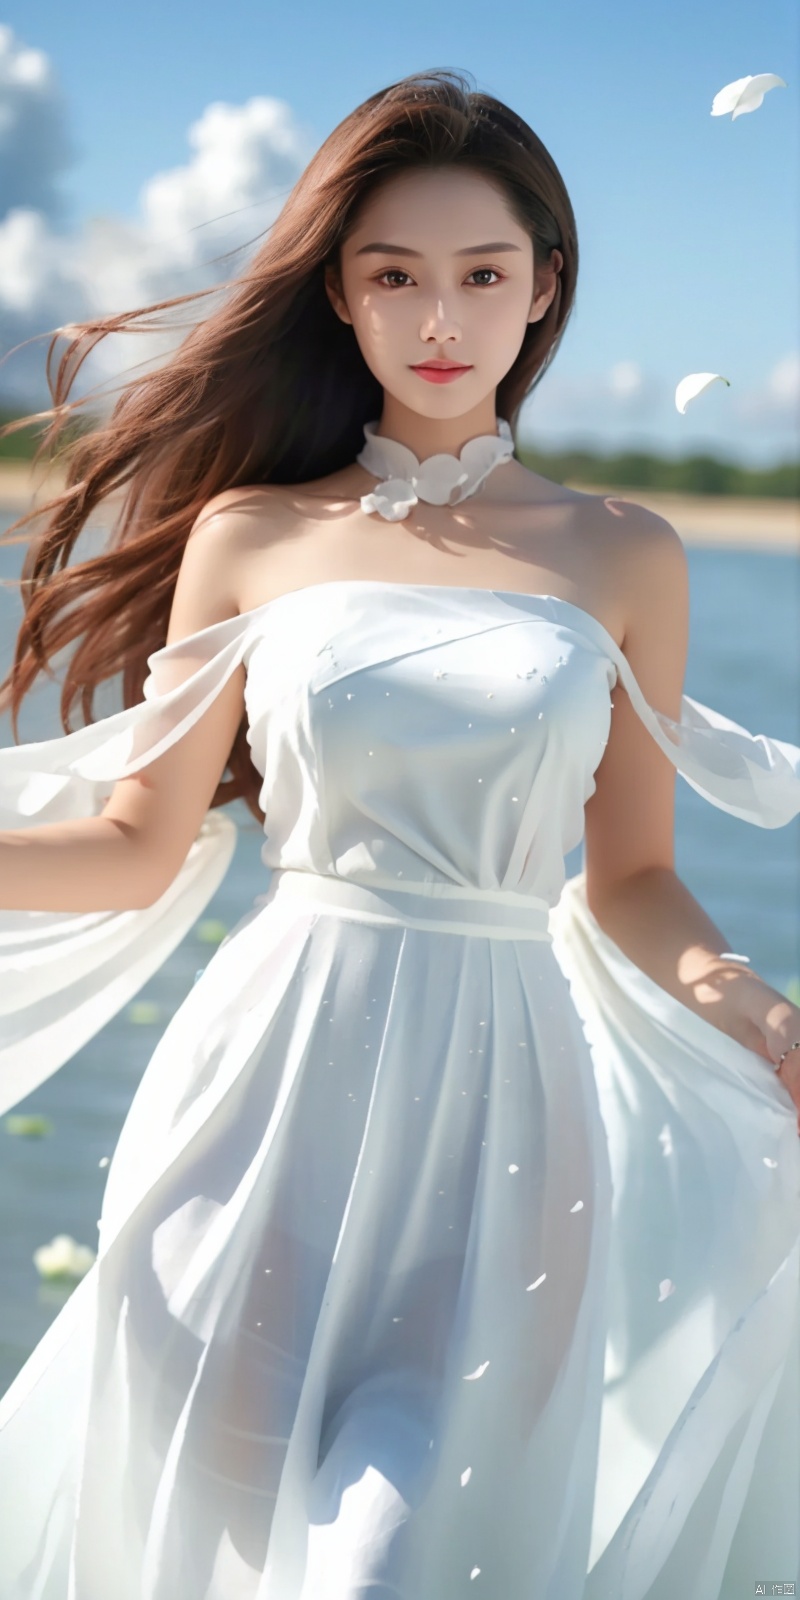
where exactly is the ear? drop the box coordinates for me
[528,247,563,324]
[324,263,352,326]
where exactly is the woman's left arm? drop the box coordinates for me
[583,507,800,1126]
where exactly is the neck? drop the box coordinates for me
[375,394,503,459]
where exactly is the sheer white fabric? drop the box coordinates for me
[0,580,798,1598]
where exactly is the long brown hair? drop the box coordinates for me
[0,67,578,825]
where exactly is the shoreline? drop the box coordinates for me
[0,462,798,550]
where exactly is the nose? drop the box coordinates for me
[419,297,462,346]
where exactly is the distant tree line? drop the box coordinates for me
[1,405,797,498]
[0,405,91,464]
[516,443,799,500]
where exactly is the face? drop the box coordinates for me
[324,165,562,439]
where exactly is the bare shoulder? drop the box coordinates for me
[191,481,291,540]
[185,482,295,618]
[568,487,688,640]
[606,496,688,642]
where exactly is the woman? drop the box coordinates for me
[0,68,798,1599]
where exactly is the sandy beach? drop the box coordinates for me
[0,460,797,549]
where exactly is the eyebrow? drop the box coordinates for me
[353,241,523,258]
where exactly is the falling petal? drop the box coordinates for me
[470,1568,481,1580]
[657,1122,674,1157]
[658,1278,676,1302]
[763,1157,778,1168]
[711,74,787,120]
[33,1234,96,1281]
[98,1156,110,1169]
[4,1113,54,1138]
[570,1200,584,1213]
[463,1360,490,1381]
[508,1163,519,1174]
[461,1467,472,1486]
[526,1273,547,1291]
[675,372,731,414]
[719,951,750,963]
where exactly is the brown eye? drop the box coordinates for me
[376,267,504,289]
[379,270,412,288]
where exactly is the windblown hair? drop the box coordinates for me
[0,67,578,824]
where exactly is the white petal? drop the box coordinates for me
[711,75,755,115]
[463,1359,490,1380]
[675,372,731,414]
[711,74,786,118]
[526,1272,547,1291]
[658,1277,676,1301]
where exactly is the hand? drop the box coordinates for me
[739,985,800,1134]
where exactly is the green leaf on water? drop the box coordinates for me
[195,918,228,945]
[4,1113,54,1138]
[126,1000,164,1025]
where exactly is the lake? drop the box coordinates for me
[1,515,799,1397]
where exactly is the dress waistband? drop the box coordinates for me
[258,869,553,942]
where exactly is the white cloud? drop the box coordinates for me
[522,353,800,462]
[732,353,800,422]
[0,24,74,221]
[0,28,314,407]
[141,98,309,255]
[523,360,665,432]
[607,360,645,400]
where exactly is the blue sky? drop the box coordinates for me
[1,0,797,463]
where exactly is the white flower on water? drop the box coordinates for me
[675,373,731,414]
[711,74,787,120]
[33,1234,96,1280]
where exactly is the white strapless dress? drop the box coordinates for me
[0,581,798,1600]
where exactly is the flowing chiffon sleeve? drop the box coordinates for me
[0,613,254,1116]
[606,632,800,828]
[548,636,800,1584]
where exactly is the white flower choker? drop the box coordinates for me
[356,418,516,523]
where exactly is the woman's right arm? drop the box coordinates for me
[0,503,248,915]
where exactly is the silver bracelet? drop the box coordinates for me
[777,1039,800,1070]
